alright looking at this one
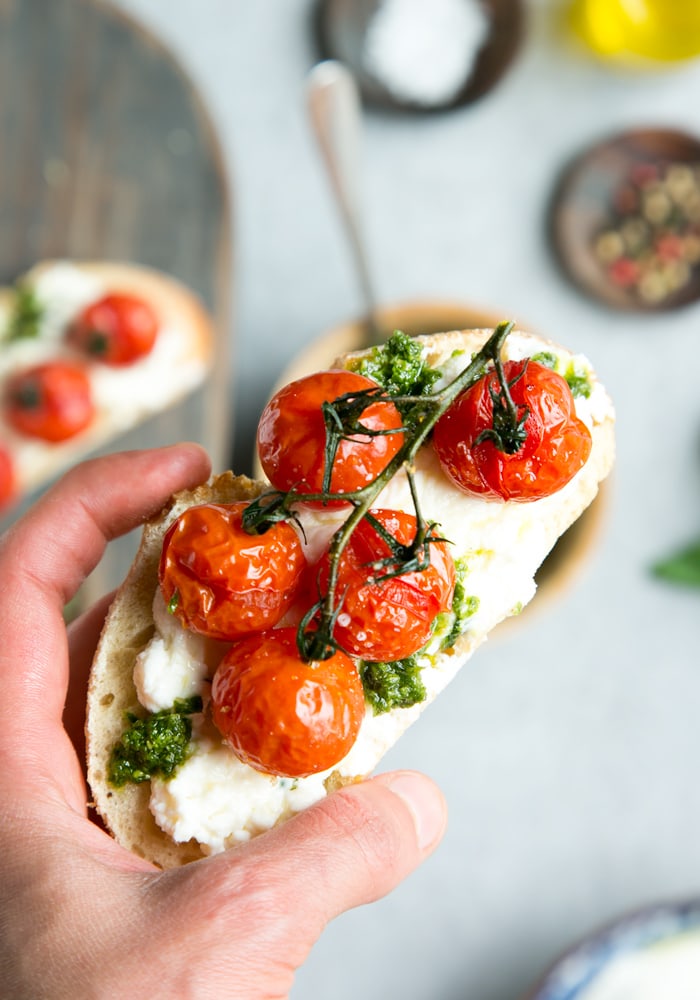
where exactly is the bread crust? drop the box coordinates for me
[87,328,615,868]
[87,472,264,868]
[1,260,214,505]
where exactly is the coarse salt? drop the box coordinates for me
[362,0,491,107]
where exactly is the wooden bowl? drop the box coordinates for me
[269,299,506,389]
[549,127,700,311]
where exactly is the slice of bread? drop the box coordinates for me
[0,260,213,508]
[86,327,614,869]
[87,473,264,869]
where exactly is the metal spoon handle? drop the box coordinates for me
[306,60,382,344]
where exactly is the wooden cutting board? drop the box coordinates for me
[0,0,233,597]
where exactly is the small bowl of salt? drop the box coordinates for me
[313,0,524,112]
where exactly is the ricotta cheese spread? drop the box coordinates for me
[134,332,610,855]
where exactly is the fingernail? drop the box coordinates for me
[383,772,447,852]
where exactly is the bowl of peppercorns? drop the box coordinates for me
[549,127,700,311]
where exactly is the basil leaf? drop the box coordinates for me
[652,539,700,587]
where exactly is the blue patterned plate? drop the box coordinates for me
[526,901,700,1000]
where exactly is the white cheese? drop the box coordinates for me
[88,320,205,423]
[149,723,328,854]
[133,592,224,713]
[30,262,105,340]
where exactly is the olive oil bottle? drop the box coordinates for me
[569,0,700,63]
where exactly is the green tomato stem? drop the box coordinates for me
[297,320,515,661]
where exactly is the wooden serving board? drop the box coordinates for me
[0,0,232,597]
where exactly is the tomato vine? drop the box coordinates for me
[244,320,517,662]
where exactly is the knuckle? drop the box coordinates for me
[306,784,409,898]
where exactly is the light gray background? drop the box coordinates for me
[112,1,700,997]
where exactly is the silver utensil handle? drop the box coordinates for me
[307,60,381,340]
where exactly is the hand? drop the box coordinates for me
[0,445,447,1000]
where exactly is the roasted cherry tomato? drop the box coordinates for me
[256,370,404,506]
[315,508,455,662]
[211,627,366,778]
[68,292,158,365]
[432,358,592,502]
[212,628,365,778]
[159,502,306,642]
[5,361,94,442]
[0,447,16,510]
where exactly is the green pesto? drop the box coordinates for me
[352,330,441,402]
[358,559,480,714]
[359,657,426,715]
[564,362,592,399]
[108,696,203,787]
[531,350,557,369]
[441,557,479,650]
[5,285,44,342]
[531,351,592,399]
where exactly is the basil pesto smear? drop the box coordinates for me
[108,696,202,787]
[351,330,441,404]
[360,658,426,715]
[4,285,43,343]
[532,350,592,399]
[359,559,479,715]
[441,557,479,650]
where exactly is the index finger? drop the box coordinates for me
[0,445,211,775]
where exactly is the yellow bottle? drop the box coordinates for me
[570,0,700,63]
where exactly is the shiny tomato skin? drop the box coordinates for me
[159,502,306,642]
[5,361,95,442]
[256,370,404,505]
[0,447,15,510]
[68,292,158,365]
[316,508,455,662]
[432,359,592,502]
[211,627,366,778]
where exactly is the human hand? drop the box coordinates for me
[0,445,447,1000]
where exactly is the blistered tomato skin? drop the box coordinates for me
[316,508,456,662]
[4,361,95,442]
[159,502,306,642]
[68,293,159,365]
[256,369,404,506]
[0,447,15,510]
[432,359,592,502]
[211,628,366,778]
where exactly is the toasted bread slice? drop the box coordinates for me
[0,260,213,508]
[87,327,614,868]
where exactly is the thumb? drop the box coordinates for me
[172,770,447,967]
[277,770,447,914]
